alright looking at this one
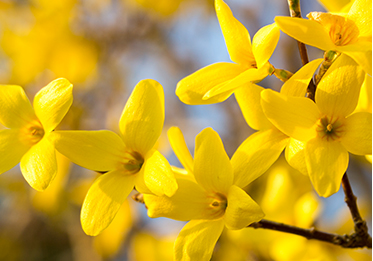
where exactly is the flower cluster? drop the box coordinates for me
[0,0,371,260]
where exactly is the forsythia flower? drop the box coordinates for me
[0,78,73,191]
[144,127,264,261]
[176,0,280,105]
[261,54,371,197]
[51,79,178,235]
[275,0,372,74]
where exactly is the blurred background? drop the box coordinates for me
[0,0,371,260]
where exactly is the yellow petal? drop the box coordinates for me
[224,185,264,230]
[305,138,349,197]
[144,178,212,221]
[252,23,280,69]
[81,170,136,236]
[340,48,372,75]
[354,74,372,113]
[194,128,233,194]
[317,0,353,12]
[174,219,225,261]
[285,138,308,175]
[274,16,335,51]
[347,0,372,39]
[341,112,372,155]
[215,0,254,65]
[176,62,247,105]
[33,78,73,133]
[232,128,289,188]
[142,149,178,197]
[167,126,193,174]
[20,136,57,191]
[234,84,272,130]
[0,129,30,174]
[280,58,323,97]
[204,66,269,99]
[119,79,164,156]
[261,89,320,141]
[51,130,125,172]
[0,85,37,128]
[316,54,365,118]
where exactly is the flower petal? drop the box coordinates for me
[224,185,264,230]
[81,170,136,236]
[261,89,320,141]
[235,84,272,130]
[167,126,194,173]
[176,62,247,105]
[341,112,372,155]
[142,149,178,197]
[0,129,30,174]
[215,0,253,65]
[280,58,323,97]
[0,85,37,128]
[119,79,164,156]
[316,54,365,118]
[174,219,225,261]
[347,0,372,39]
[20,136,57,191]
[305,138,349,197]
[194,128,233,194]
[252,23,280,69]
[341,49,372,75]
[51,130,125,172]
[144,178,212,221]
[33,78,73,133]
[285,138,308,175]
[204,66,269,99]
[232,128,289,188]
[274,16,335,51]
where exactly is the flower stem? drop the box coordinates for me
[248,219,372,248]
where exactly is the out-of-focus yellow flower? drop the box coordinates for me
[0,0,98,85]
[0,78,73,191]
[176,0,280,105]
[261,55,371,197]
[130,232,174,261]
[51,79,178,236]
[317,0,353,12]
[125,0,185,17]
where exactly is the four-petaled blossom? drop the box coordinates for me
[0,78,73,191]
[175,0,280,105]
[51,79,178,236]
[275,0,372,74]
[261,54,371,197]
[144,127,264,261]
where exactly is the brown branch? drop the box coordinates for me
[341,172,372,247]
[249,219,372,248]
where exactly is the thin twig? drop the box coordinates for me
[341,172,372,247]
[249,219,372,248]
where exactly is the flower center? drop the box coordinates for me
[21,120,45,146]
[316,116,345,141]
[208,192,228,219]
[122,150,144,175]
[307,12,359,46]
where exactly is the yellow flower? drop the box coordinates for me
[261,54,371,197]
[51,79,178,236]
[275,0,372,74]
[176,0,280,105]
[0,78,73,191]
[145,127,264,261]
[232,59,324,188]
